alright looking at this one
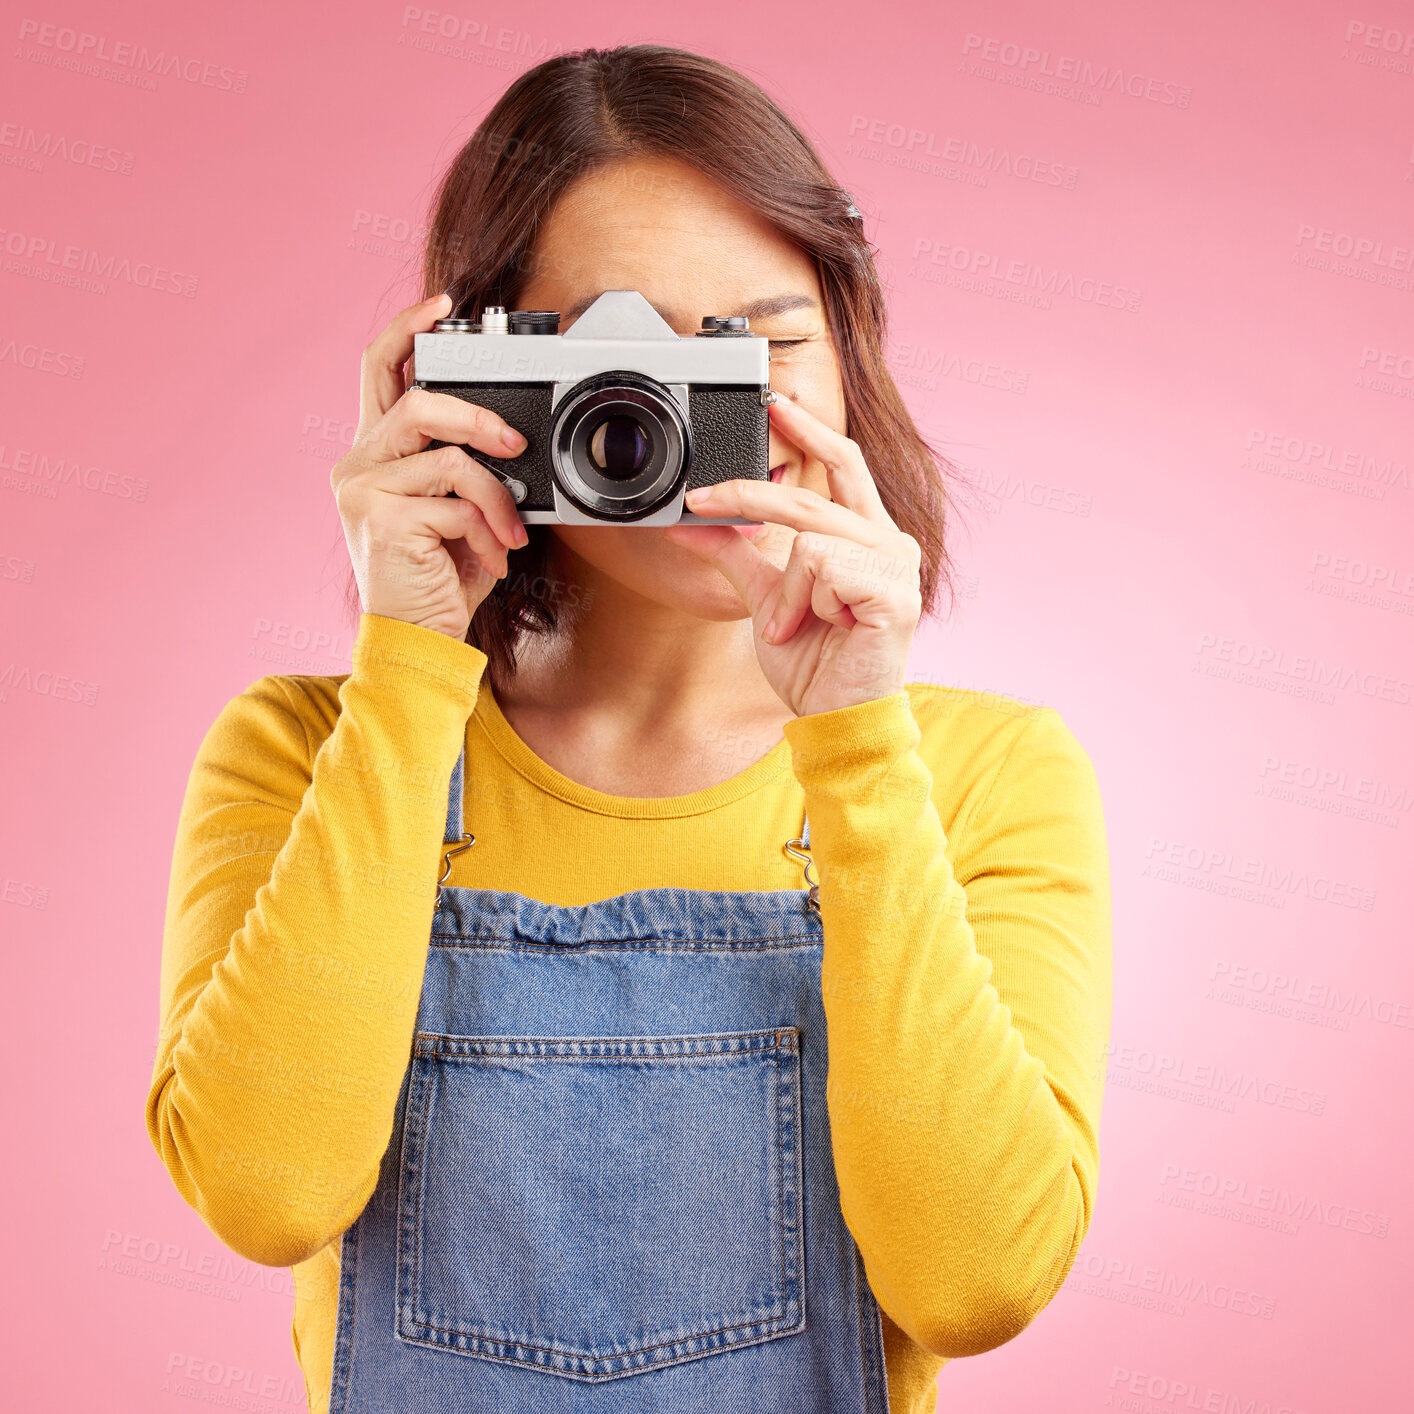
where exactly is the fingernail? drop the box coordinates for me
[502,428,527,452]
[430,291,451,308]
[764,619,777,641]
[685,487,709,505]
[514,524,529,546]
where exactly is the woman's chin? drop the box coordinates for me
[671,570,756,620]
[648,557,756,620]
[554,522,779,620]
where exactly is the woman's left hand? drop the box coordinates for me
[661,391,923,719]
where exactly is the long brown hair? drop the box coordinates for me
[344,44,960,696]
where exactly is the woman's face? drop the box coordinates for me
[513,154,848,623]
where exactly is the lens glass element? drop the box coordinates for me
[587,415,651,480]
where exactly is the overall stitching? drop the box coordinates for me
[329,742,890,1409]
[395,1030,803,1375]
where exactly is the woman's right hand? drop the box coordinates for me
[331,292,530,642]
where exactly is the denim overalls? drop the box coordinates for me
[329,740,892,1412]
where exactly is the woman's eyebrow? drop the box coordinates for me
[562,291,819,324]
[735,293,819,320]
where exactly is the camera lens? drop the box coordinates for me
[587,415,651,480]
[550,372,691,520]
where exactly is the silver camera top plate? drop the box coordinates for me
[413,290,769,386]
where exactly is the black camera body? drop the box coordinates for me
[411,289,772,525]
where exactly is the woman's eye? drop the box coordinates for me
[768,338,807,349]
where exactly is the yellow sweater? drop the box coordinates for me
[146,611,1112,1414]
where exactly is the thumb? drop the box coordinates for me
[662,523,778,617]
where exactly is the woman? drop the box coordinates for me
[146,44,1112,1414]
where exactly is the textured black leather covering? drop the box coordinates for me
[687,387,771,489]
[417,379,768,519]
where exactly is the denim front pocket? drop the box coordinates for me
[395,1028,805,1382]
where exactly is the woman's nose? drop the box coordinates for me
[767,382,796,475]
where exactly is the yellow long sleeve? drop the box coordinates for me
[781,690,1113,1359]
[145,610,1112,1414]
[146,613,489,1267]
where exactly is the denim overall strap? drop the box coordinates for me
[444,741,467,846]
[331,740,887,1412]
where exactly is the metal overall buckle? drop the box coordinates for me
[435,832,475,909]
[783,836,820,914]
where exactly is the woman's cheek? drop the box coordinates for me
[786,356,849,435]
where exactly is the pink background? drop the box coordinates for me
[4,1,1411,1409]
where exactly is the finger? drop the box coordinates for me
[769,534,896,642]
[382,488,511,580]
[765,534,846,642]
[358,387,530,469]
[368,443,526,551]
[809,558,858,631]
[683,477,888,544]
[444,533,503,602]
[359,293,452,431]
[767,393,891,523]
[762,535,809,644]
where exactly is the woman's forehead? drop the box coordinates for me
[524,209,820,321]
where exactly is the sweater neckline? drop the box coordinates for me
[470,685,794,819]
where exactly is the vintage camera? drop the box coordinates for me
[412,289,772,525]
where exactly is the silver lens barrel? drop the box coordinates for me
[550,373,690,520]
